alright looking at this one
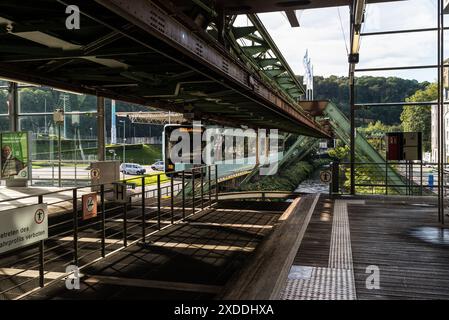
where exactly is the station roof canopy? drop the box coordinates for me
[0,1,406,137]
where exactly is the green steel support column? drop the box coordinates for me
[323,101,408,195]
[240,135,318,187]
[216,5,225,46]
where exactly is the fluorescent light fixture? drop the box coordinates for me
[53,87,83,96]
[351,32,360,54]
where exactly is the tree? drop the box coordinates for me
[400,83,437,152]
[328,145,349,160]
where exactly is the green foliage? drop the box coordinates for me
[240,160,316,191]
[306,75,429,125]
[400,83,437,152]
[123,173,169,187]
[357,121,402,156]
[359,121,402,138]
[32,143,162,165]
[0,85,156,137]
[328,145,350,161]
[108,144,162,165]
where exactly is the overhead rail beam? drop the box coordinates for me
[0,0,330,137]
[93,0,323,136]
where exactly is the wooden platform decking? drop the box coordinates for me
[281,195,449,300]
[349,199,449,299]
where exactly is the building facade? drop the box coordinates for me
[430,65,449,163]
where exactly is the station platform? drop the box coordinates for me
[3,192,449,300]
[279,195,449,300]
[213,194,449,300]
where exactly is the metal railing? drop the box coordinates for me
[0,164,219,300]
[30,160,92,187]
[331,161,447,196]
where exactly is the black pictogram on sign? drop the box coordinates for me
[320,170,332,184]
[91,168,100,179]
[34,209,45,224]
[86,197,94,212]
[82,193,98,220]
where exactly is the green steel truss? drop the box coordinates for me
[227,14,305,103]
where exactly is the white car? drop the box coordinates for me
[120,163,146,175]
[151,161,165,171]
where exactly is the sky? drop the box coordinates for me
[250,0,447,83]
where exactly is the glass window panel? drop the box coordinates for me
[19,87,97,114]
[18,114,97,161]
[0,116,10,132]
[0,88,8,115]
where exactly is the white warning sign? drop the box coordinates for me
[0,203,48,254]
[320,170,332,184]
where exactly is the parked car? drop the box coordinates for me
[120,163,146,175]
[151,160,165,171]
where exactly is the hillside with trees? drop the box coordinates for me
[310,75,429,125]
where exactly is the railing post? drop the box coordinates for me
[182,171,186,220]
[385,161,388,195]
[215,164,218,203]
[331,160,340,194]
[157,174,161,230]
[123,202,128,247]
[142,176,146,242]
[73,189,78,265]
[51,161,54,186]
[38,195,44,288]
[101,184,105,258]
[192,169,196,214]
[170,176,174,224]
[208,166,212,205]
[420,160,423,196]
[200,167,204,210]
